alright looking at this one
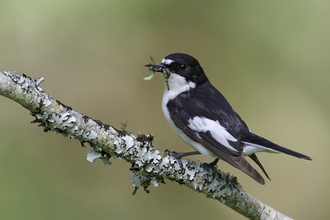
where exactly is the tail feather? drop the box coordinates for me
[249,153,271,181]
[241,132,312,160]
[227,155,265,185]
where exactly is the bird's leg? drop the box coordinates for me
[164,150,201,169]
[207,158,219,167]
[202,158,220,175]
[165,150,201,158]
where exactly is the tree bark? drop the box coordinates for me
[0,71,292,220]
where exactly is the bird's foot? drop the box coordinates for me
[164,150,200,169]
[202,158,220,173]
[207,158,219,167]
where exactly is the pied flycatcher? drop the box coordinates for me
[145,53,312,184]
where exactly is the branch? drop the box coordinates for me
[0,71,292,220]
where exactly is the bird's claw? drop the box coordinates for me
[164,149,185,170]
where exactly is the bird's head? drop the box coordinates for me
[145,53,208,91]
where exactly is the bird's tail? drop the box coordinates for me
[221,154,266,185]
[241,132,312,160]
[249,153,271,181]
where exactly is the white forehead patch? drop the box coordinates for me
[161,58,174,65]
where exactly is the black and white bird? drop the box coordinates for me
[145,53,312,184]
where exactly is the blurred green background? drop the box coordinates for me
[0,0,329,219]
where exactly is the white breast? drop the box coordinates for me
[161,73,217,158]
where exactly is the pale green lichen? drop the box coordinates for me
[87,150,102,162]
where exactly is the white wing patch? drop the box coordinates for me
[187,116,239,153]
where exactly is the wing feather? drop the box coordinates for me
[167,96,265,184]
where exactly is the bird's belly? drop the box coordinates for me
[174,128,217,158]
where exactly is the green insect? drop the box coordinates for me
[144,55,170,90]
[143,55,157,81]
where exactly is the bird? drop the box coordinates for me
[145,53,312,184]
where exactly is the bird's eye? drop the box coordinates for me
[178,64,187,71]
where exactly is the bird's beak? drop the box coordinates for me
[145,63,170,79]
[145,63,165,72]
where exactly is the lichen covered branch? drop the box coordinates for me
[0,71,291,220]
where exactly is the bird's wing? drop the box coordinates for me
[166,93,265,184]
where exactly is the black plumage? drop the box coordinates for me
[146,53,312,184]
